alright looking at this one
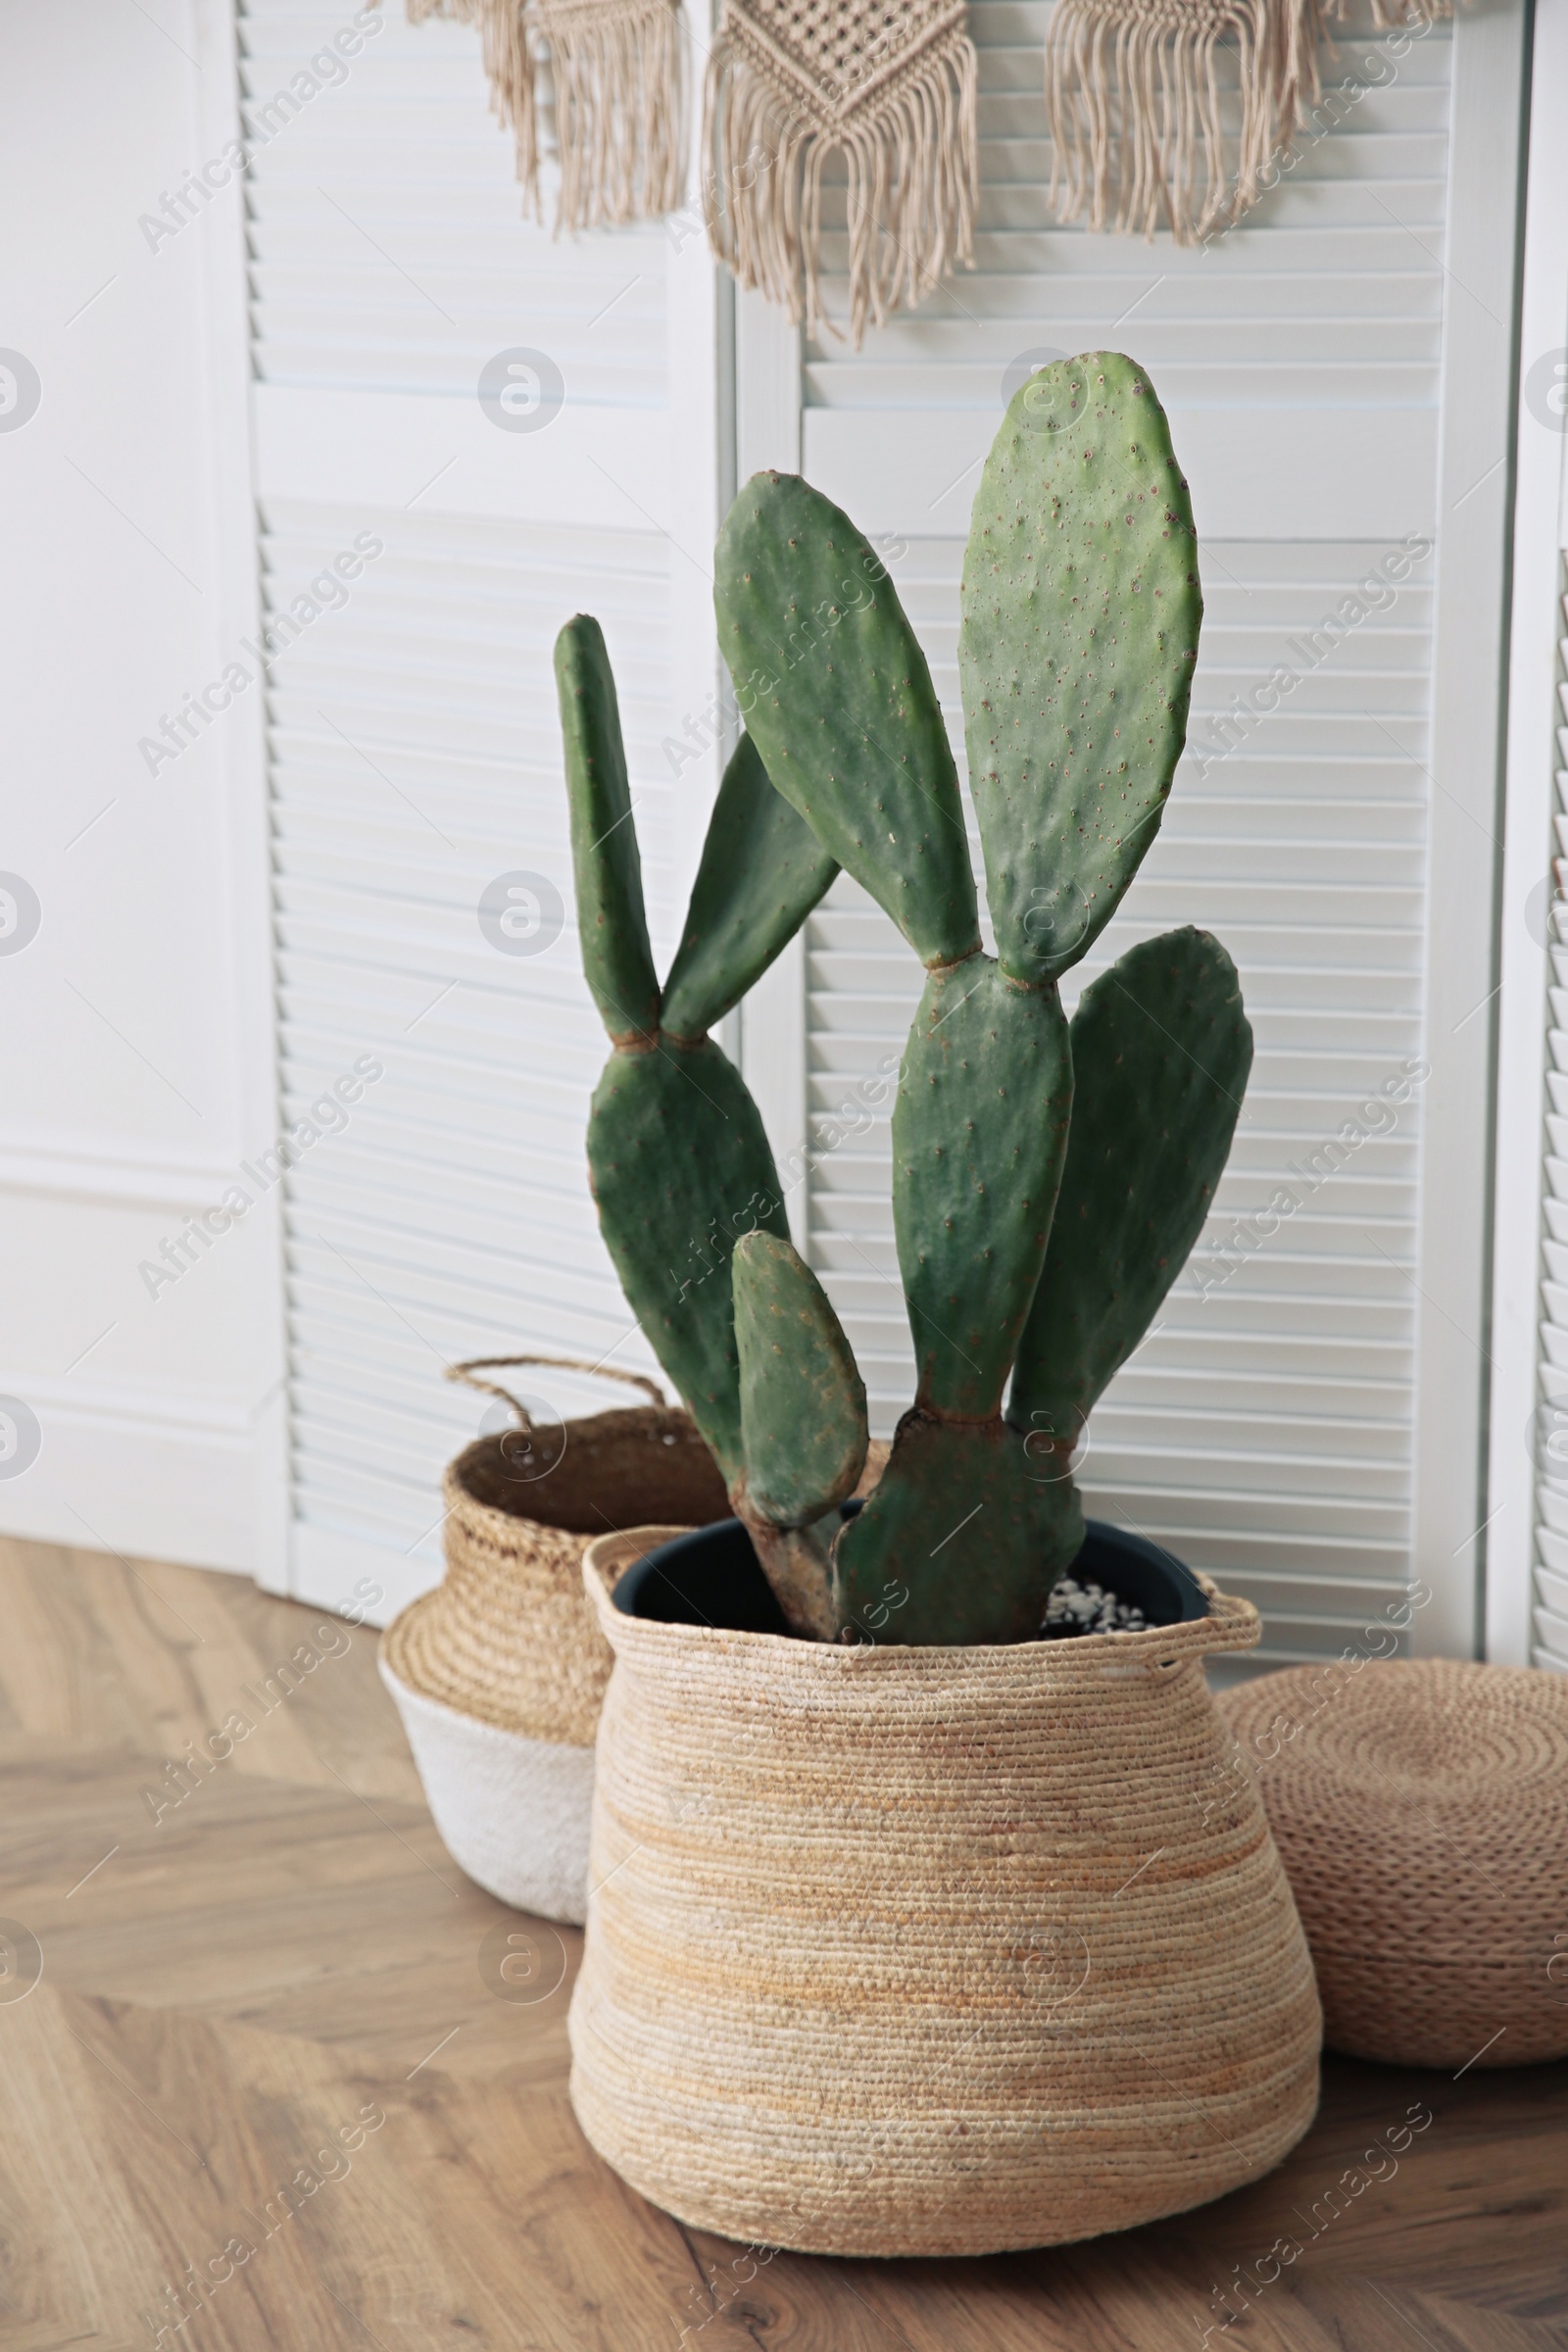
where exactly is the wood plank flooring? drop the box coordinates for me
[0,1535,1563,2350]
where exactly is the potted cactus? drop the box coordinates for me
[562,355,1320,2257]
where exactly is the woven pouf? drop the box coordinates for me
[1219,1659,1568,2070]
[380,1357,729,1924]
[568,1529,1322,2257]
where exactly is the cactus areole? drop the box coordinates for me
[556,354,1251,1646]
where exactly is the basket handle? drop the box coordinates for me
[446,1353,667,1433]
[1137,1584,1261,1677]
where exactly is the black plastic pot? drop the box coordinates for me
[612,1509,1208,1637]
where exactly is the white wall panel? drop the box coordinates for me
[241,0,722,1611]
[262,502,678,1589]
[242,11,666,396]
[254,384,673,528]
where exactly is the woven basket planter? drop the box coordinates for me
[568,1527,1322,2257]
[1219,1658,1568,2070]
[379,1357,729,1925]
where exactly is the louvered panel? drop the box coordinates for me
[788,0,1448,1663]
[802,6,1451,543]
[258,487,675,1565]
[1533,576,1568,1673]
[808,2,1449,379]
[799,535,1428,1659]
[241,1,666,398]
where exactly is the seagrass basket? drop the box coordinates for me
[379,1356,729,1924]
[569,1526,1322,2256]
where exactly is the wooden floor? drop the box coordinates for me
[0,1539,1563,2352]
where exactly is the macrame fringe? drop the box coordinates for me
[394,0,683,229]
[1044,0,1454,244]
[401,0,536,210]
[545,0,685,225]
[1045,0,1318,242]
[703,8,978,348]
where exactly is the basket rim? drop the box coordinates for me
[582,1526,1261,1675]
[378,1630,595,1750]
[444,1403,718,1535]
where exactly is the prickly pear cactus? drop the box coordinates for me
[559,352,1251,1646]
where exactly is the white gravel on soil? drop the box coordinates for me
[1041,1575,1147,1636]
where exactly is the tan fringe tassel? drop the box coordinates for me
[542,0,685,224]
[703,0,978,348]
[1046,0,1319,242]
[391,0,684,229]
[1045,0,1457,245]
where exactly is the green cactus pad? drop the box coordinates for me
[1009,926,1252,1440]
[555,615,662,1042]
[959,353,1201,985]
[732,1231,868,1525]
[714,472,980,968]
[660,733,839,1042]
[587,1037,790,1480]
[893,956,1073,1417]
[832,1410,1084,1644]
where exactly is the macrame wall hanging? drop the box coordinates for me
[1043,0,1457,246]
[395,0,685,228]
[395,0,1454,334]
[702,0,979,346]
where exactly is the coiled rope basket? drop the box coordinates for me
[569,1528,1322,2257]
[379,1356,729,1924]
[1219,1657,1568,2069]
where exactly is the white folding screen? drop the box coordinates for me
[263,507,676,1600]
[740,0,1525,1667]
[240,0,1524,1646]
